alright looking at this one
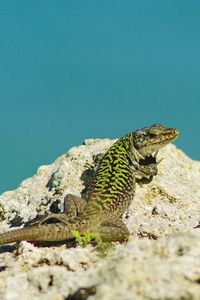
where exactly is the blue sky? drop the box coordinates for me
[0,1,200,193]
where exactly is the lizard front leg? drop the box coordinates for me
[131,154,159,185]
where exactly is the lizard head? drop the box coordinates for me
[132,124,179,157]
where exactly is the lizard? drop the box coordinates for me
[0,124,179,246]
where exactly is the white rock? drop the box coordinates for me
[0,139,200,299]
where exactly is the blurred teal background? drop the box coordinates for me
[0,1,199,194]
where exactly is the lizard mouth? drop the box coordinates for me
[160,128,179,143]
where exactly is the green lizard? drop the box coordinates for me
[0,124,179,246]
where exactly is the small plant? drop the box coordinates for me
[71,230,98,247]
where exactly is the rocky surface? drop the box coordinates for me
[0,138,200,300]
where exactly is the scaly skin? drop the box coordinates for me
[0,124,179,245]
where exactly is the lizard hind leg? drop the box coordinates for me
[30,194,87,226]
[63,194,87,217]
[98,218,129,243]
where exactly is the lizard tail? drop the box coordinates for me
[0,223,76,245]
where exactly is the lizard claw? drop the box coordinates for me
[157,157,164,164]
[153,150,159,158]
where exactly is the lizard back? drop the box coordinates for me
[82,133,136,216]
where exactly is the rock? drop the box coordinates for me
[0,139,200,300]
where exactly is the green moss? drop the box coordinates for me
[71,230,114,256]
[71,230,99,248]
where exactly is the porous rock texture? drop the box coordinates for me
[0,138,200,300]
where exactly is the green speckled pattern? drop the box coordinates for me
[83,133,136,216]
